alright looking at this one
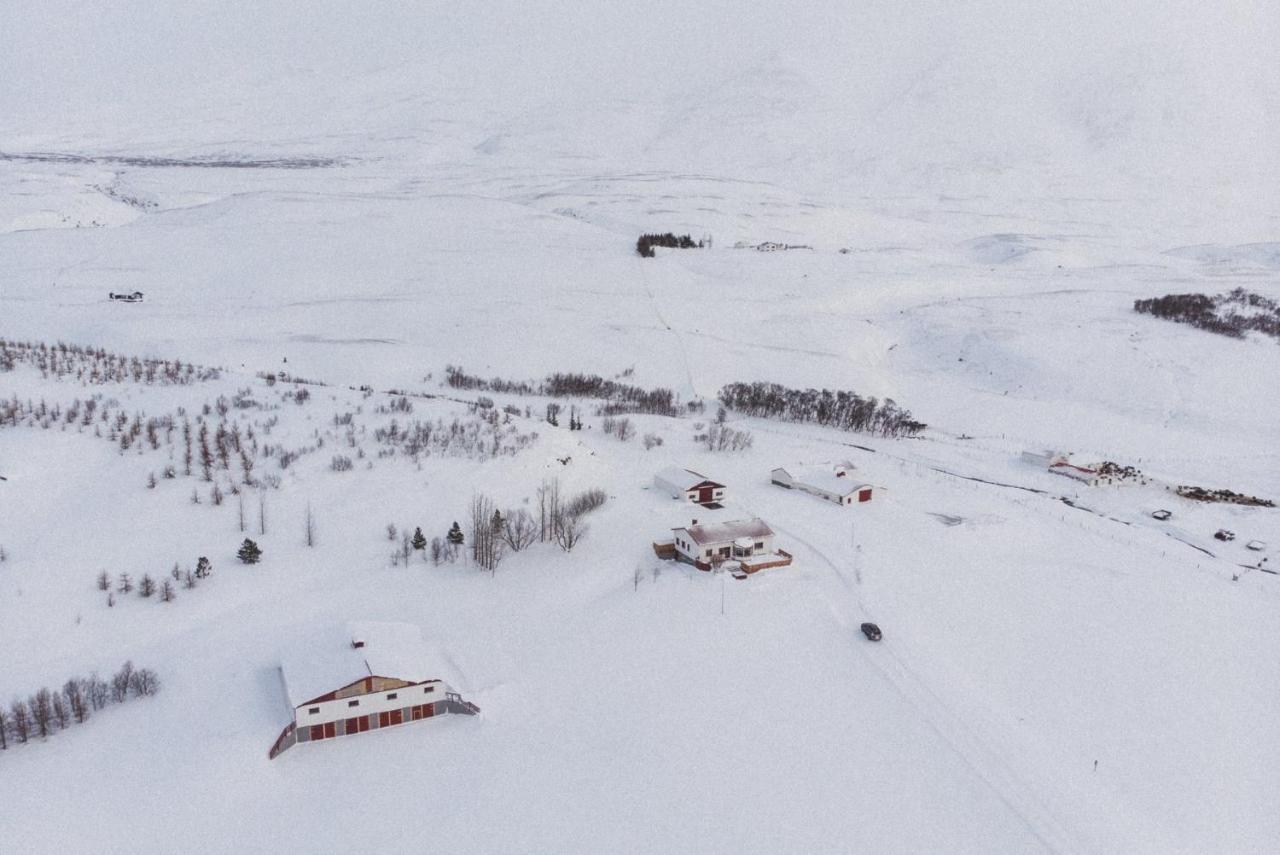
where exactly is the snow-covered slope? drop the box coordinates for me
[2,3,1278,853]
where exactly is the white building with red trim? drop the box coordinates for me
[771,464,873,506]
[268,622,478,759]
[654,467,726,504]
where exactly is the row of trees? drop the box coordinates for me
[0,338,219,385]
[717,382,926,438]
[97,556,215,607]
[1133,288,1280,340]
[0,661,158,750]
[444,366,681,417]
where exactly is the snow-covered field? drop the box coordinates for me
[2,3,1279,853]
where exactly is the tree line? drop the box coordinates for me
[718,382,925,438]
[445,366,681,416]
[1,661,159,752]
[1134,288,1280,341]
[636,232,701,257]
[0,338,219,384]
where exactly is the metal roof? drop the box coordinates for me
[675,517,774,546]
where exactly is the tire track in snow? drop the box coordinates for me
[729,495,1083,854]
[635,256,698,399]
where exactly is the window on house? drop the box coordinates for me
[387,693,398,700]
[348,700,359,707]
[423,686,435,694]
[755,542,763,550]
[308,707,320,715]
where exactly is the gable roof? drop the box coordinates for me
[655,466,722,491]
[774,465,869,497]
[675,518,773,546]
[278,621,455,708]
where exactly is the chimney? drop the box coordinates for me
[691,519,698,526]
[352,638,365,649]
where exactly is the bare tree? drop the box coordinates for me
[64,679,88,724]
[111,662,134,703]
[237,491,246,532]
[304,502,316,547]
[0,704,8,749]
[30,689,54,738]
[96,571,111,591]
[85,674,109,710]
[139,574,155,598]
[400,531,412,566]
[536,478,562,543]
[258,490,267,535]
[128,669,159,697]
[468,494,505,572]
[184,571,197,589]
[9,699,30,744]
[555,511,587,552]
[502,508,536,551]
[117,573,133,594]
[51,691,70,730]
[430,537,444,565]
[159,579,176,602]
[386,523,398,542]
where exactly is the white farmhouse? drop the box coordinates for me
[654,466,727,504]
[771,464,873,506]
[268,622,478,759]
[669,517,791,572]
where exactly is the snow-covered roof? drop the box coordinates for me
[675,518,773,546]
[279,621,454,709]
[775,466,870,497]
[655,466,721,490]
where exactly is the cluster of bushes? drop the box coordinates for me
[445,366,680,416]
[601,416,636,441]
[1174,485,1274,507]
[697,422,754,452]
[372,413,538,462]
[0,338,219,385]
[0,662,159,751]
[718,382,925,438]
[1134,289,1280,340]
[636,232,701,257]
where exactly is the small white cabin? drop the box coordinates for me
[771,465,872,506]
[655,467,726,504]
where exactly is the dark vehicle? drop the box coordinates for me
[1214,529,1236,542]
[860,622,882,642]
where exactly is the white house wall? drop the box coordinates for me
[294,679,446,727]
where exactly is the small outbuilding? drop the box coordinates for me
[771,464,873,506]
[268,622,478,759]
[654,467,726,505]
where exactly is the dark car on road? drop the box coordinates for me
[860,622,882,642]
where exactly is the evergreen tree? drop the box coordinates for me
[411,527,427,551]
[447,522,464,546]
[195,556,212,579]
[237,538,262,564]
[139,574,155,597]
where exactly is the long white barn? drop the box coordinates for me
[771,465,873,506]
[268,622,478,758]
